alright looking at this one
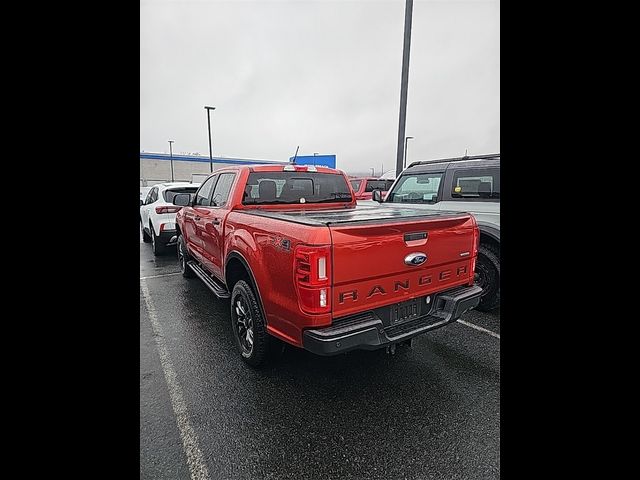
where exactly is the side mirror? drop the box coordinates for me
[372,190,383,203]
[173,193,191,206]
[139,199,143,207]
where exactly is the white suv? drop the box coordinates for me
[140,182,200,255]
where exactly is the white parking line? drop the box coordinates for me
[140,280,210,480]
[457,319,500,339]
[139,272,182,280]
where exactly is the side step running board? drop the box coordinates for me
[187,261,230,299]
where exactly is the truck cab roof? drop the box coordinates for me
[158,182,200,188]
[406,154,500,173]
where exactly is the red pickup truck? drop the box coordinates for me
[171,164,482,366]
[349,177,395,201]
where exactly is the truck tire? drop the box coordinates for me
[151,224,165,256]
[475,244,500,311]
[177,234,195,278]
[230,280,270,367]
[141,219,151,243]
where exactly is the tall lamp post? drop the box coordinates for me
[204,106,216,173]
[168,140,175,182]
[395,0,414,176]
[403,136,414,169]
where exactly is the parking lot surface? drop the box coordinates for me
[140,234,500,479]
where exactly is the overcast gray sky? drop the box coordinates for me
[140,0,499,175]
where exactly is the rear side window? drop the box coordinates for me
[365,180,390,192]
[243,171,352,205]
[350,180,362,192]
[386,173,443,203]
[147,187,158,204]
[451,168,500,201]
[163,187,199,203]
[211,173,236,207]
[144,188,154,204]
[195,176,217,206]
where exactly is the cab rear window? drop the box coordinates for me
[243,172,352,205]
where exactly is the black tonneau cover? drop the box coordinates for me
[241,204,470,227]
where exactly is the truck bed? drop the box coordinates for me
[241,205,470,227]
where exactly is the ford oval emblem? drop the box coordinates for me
[404,252,427,266]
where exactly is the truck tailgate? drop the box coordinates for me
[329,210,476,318]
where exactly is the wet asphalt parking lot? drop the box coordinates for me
[140,232,500,480]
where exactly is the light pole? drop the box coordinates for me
[395,0,414,176]
[204,106,216,173]
[168,140,174,182]
[403,136,414,169]
[370,167,375,176]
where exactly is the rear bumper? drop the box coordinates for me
[302,284,482,356]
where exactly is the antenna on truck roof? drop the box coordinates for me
[290,145,300,164]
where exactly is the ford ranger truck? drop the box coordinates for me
[171,164,482,366]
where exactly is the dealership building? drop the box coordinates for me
[140,152,337,186]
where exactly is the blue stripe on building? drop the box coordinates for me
[140,152,287,165]
[140,152,336,168]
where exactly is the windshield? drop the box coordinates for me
[243,172,353,205]
[163,187,199,203]
[386,172,443,203]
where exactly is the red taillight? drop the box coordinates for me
[294,245,331,314]
[155,206,182,214]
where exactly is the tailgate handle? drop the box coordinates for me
[404,232,427,242]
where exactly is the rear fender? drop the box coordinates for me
[225,228,259,265]
[225,230,266,320]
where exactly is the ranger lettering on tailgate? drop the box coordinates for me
[338,263,470,304]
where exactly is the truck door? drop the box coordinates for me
[198,172,237,280]
[187,175,217,261]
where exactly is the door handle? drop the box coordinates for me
[212,218,220,225]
